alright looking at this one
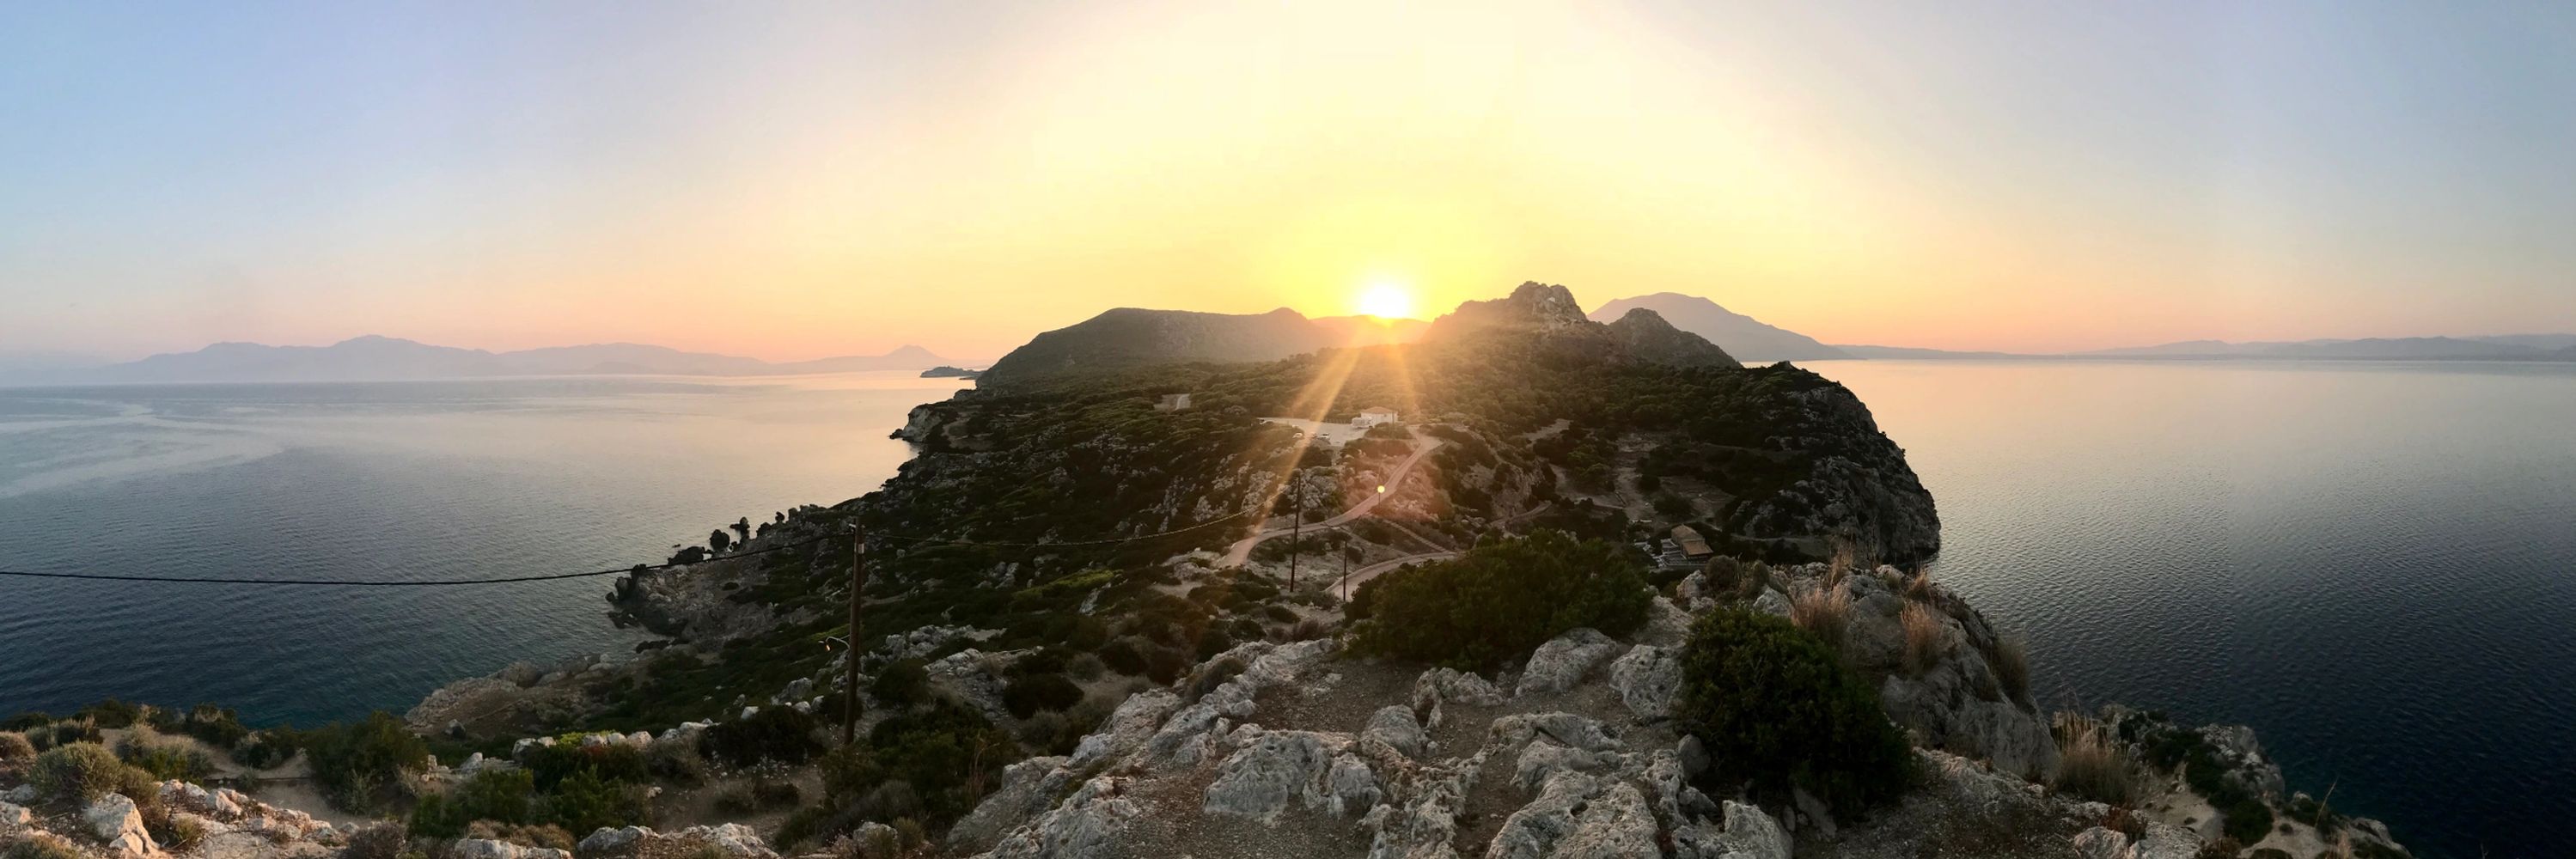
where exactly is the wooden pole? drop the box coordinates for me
[843,526,866,746]
[1289,485,1301,590]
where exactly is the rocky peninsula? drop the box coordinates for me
[1,283,2409,859]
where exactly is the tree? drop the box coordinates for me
[1674,609,1914,816]
[730,517,753,544]
[710,529,732,553]
[1350,530,1651,670]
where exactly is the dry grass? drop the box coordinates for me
[2050,714,2136,806]
[1900,602,1946,676]
[1789,583,1853,649]
[1902,568,1938,602]
[1992,634,2032,703]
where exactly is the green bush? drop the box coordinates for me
[229,729,302,771]
[1674,609,1915,816]
[871,660,931,708]
[341,823,408,859]
[701,706,823,768]
[77,700,143,729]
[1001,673,1084,718]
[1351,531,1652,671]
[0,730,34,763]
[410,768,535,838]
[3,832,84,859]
[30,742,137,802]
[539,767,648,834]
[115,732,216,781]
[819,702,1022,833]
[175,704,250,748]
[2221,797,2275,845]
[302,712,430,812]
[1096,638,1148,676]
[522,742,649,791]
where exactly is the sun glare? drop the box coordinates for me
[1355,280,1416,320]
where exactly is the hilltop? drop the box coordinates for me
[1587,295,1850,362]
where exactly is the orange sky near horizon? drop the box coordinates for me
[7,1,2573,363]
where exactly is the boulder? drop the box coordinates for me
[3,785,32,804]
[1789,787,1836,838]
[1511,740,1618,795]
[2129,823,2201,859]
[1410,667,1505,730]
[977,777,1145,859]
[676,824,773,859]
[1487,712,1621,754]
[1716,801,1792,859]
[1516,628,1622,696]
[2072,826,2131,859]
[1361,705,1428,759]
[1486,771,1659,859]
[947,758,1075,853]
[1070,691,1178,769]
[1202,731,1373,823]
[85,793,157,858]
[578,825,651,856]
[1608,644,1682,721]
[0,801,31,830]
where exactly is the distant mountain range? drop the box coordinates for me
[0,336,956,386]
[1834,336,2576,362]
[1587,293,1850,362]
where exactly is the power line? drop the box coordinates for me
[0,503,1283,587]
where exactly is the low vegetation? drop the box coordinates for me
[1350,530,1651,671]
[1675,609,1915,816]
[2050,714,2137,806]
[302,712,431,812]
[1786,582,1853,649]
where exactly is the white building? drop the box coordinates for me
[1352,406,1401,430]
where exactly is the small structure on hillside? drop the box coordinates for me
[1670,525,1713,559]
[1155,393,1193,411]
[1352,406,1401,430]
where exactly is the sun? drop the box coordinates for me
[1354,279,1416,320]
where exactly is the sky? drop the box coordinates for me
[4,0,2574,362]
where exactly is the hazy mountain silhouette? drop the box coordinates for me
[0,337,953,386]
[976,308,1425,388]
[1588,292,1849,362]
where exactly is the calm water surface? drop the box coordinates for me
[1817,360,2576,859]
[0,373,964,728]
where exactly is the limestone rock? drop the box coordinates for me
[85,793,157,858]
[2129,823,2201,859]
[0,801,31,830]
[2072,825,2131,859]
[1486,771,1659,859]
[1716,801,1792,859]
[946,758,1075,853]
[1410,667,1505,730]
[1362,704,1429,759]
[1202,731,1372,823]
[977,777,1145,859]
[1487,712,1621,754]
[1515,628,1622,697]
[1511,740,1618,795]
[579,825,651,856]
[1071,690,1177,769]
[1608,644,1682,721]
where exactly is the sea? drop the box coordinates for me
[1,362,2566,857]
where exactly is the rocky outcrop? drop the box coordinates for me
[1514,628,1623,697]
[572,824,775,859]
[1608,644,1682,721]
[83,794,155,858]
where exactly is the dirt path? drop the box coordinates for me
[1218,437,1444,567]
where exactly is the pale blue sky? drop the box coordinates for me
[4,1,2573,360]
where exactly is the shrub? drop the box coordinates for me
[701,706,823,768]
[1787,583,1852,649]
[1898,602,1945,676]
[176,704,251,749]
[27,722,100,751]
[540,767,649,834]
[2050,716,2135,806]
[30,742,135,801]
[1001,673,1084,719]
[645,736,710,785]
[161,814,209,852]
[1350,531,1652,671]
[819,701,1021,832]
[1990,635,2032,704]
[870,659,931,709]
[409,768,535,838]
[522,743,649,791]
[77,700,143,729]
[0,731,33,763]
[1096,638,1149,676]
[1065,653,1106,681]
[342,823,409,859]
[1674,610,1914,816]
[230,728,302,771]
[715,779,803,815]
[302,712,430,812]
[2220,798,2275,846]
[3,832,83,859]
[116,730,216,781]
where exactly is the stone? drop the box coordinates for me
[1677,735,1712,778]
[1487,712,1621,754]
[1201,731,1365,824]
[679,823,774,859]
[1640,596,1695,645]
[86,793,158,858]
[2129,823,2201,859]
[1409,667,1505,730]
[2072,826,2131,859]
[1915,749,2042,817]
[1715,801,1792,859]
[1789,786,1836,838]
[947,758,1075,852]
[978,777,1145,859]
[579,825,652,856]
[1515,628,1623,696]
[1511,740,1617,794]
[0,801,30,830]
[1070,690,1178,769]
[1608,644,1682,720]
[1486,771,1659,859]
[1361,704,1428,759]
[2,785,32,803]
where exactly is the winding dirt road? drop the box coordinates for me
[1218,437,1444,568]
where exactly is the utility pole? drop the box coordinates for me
[843,526,866,746]
[1339,547,1349,601]
[1289,484,1303,591]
